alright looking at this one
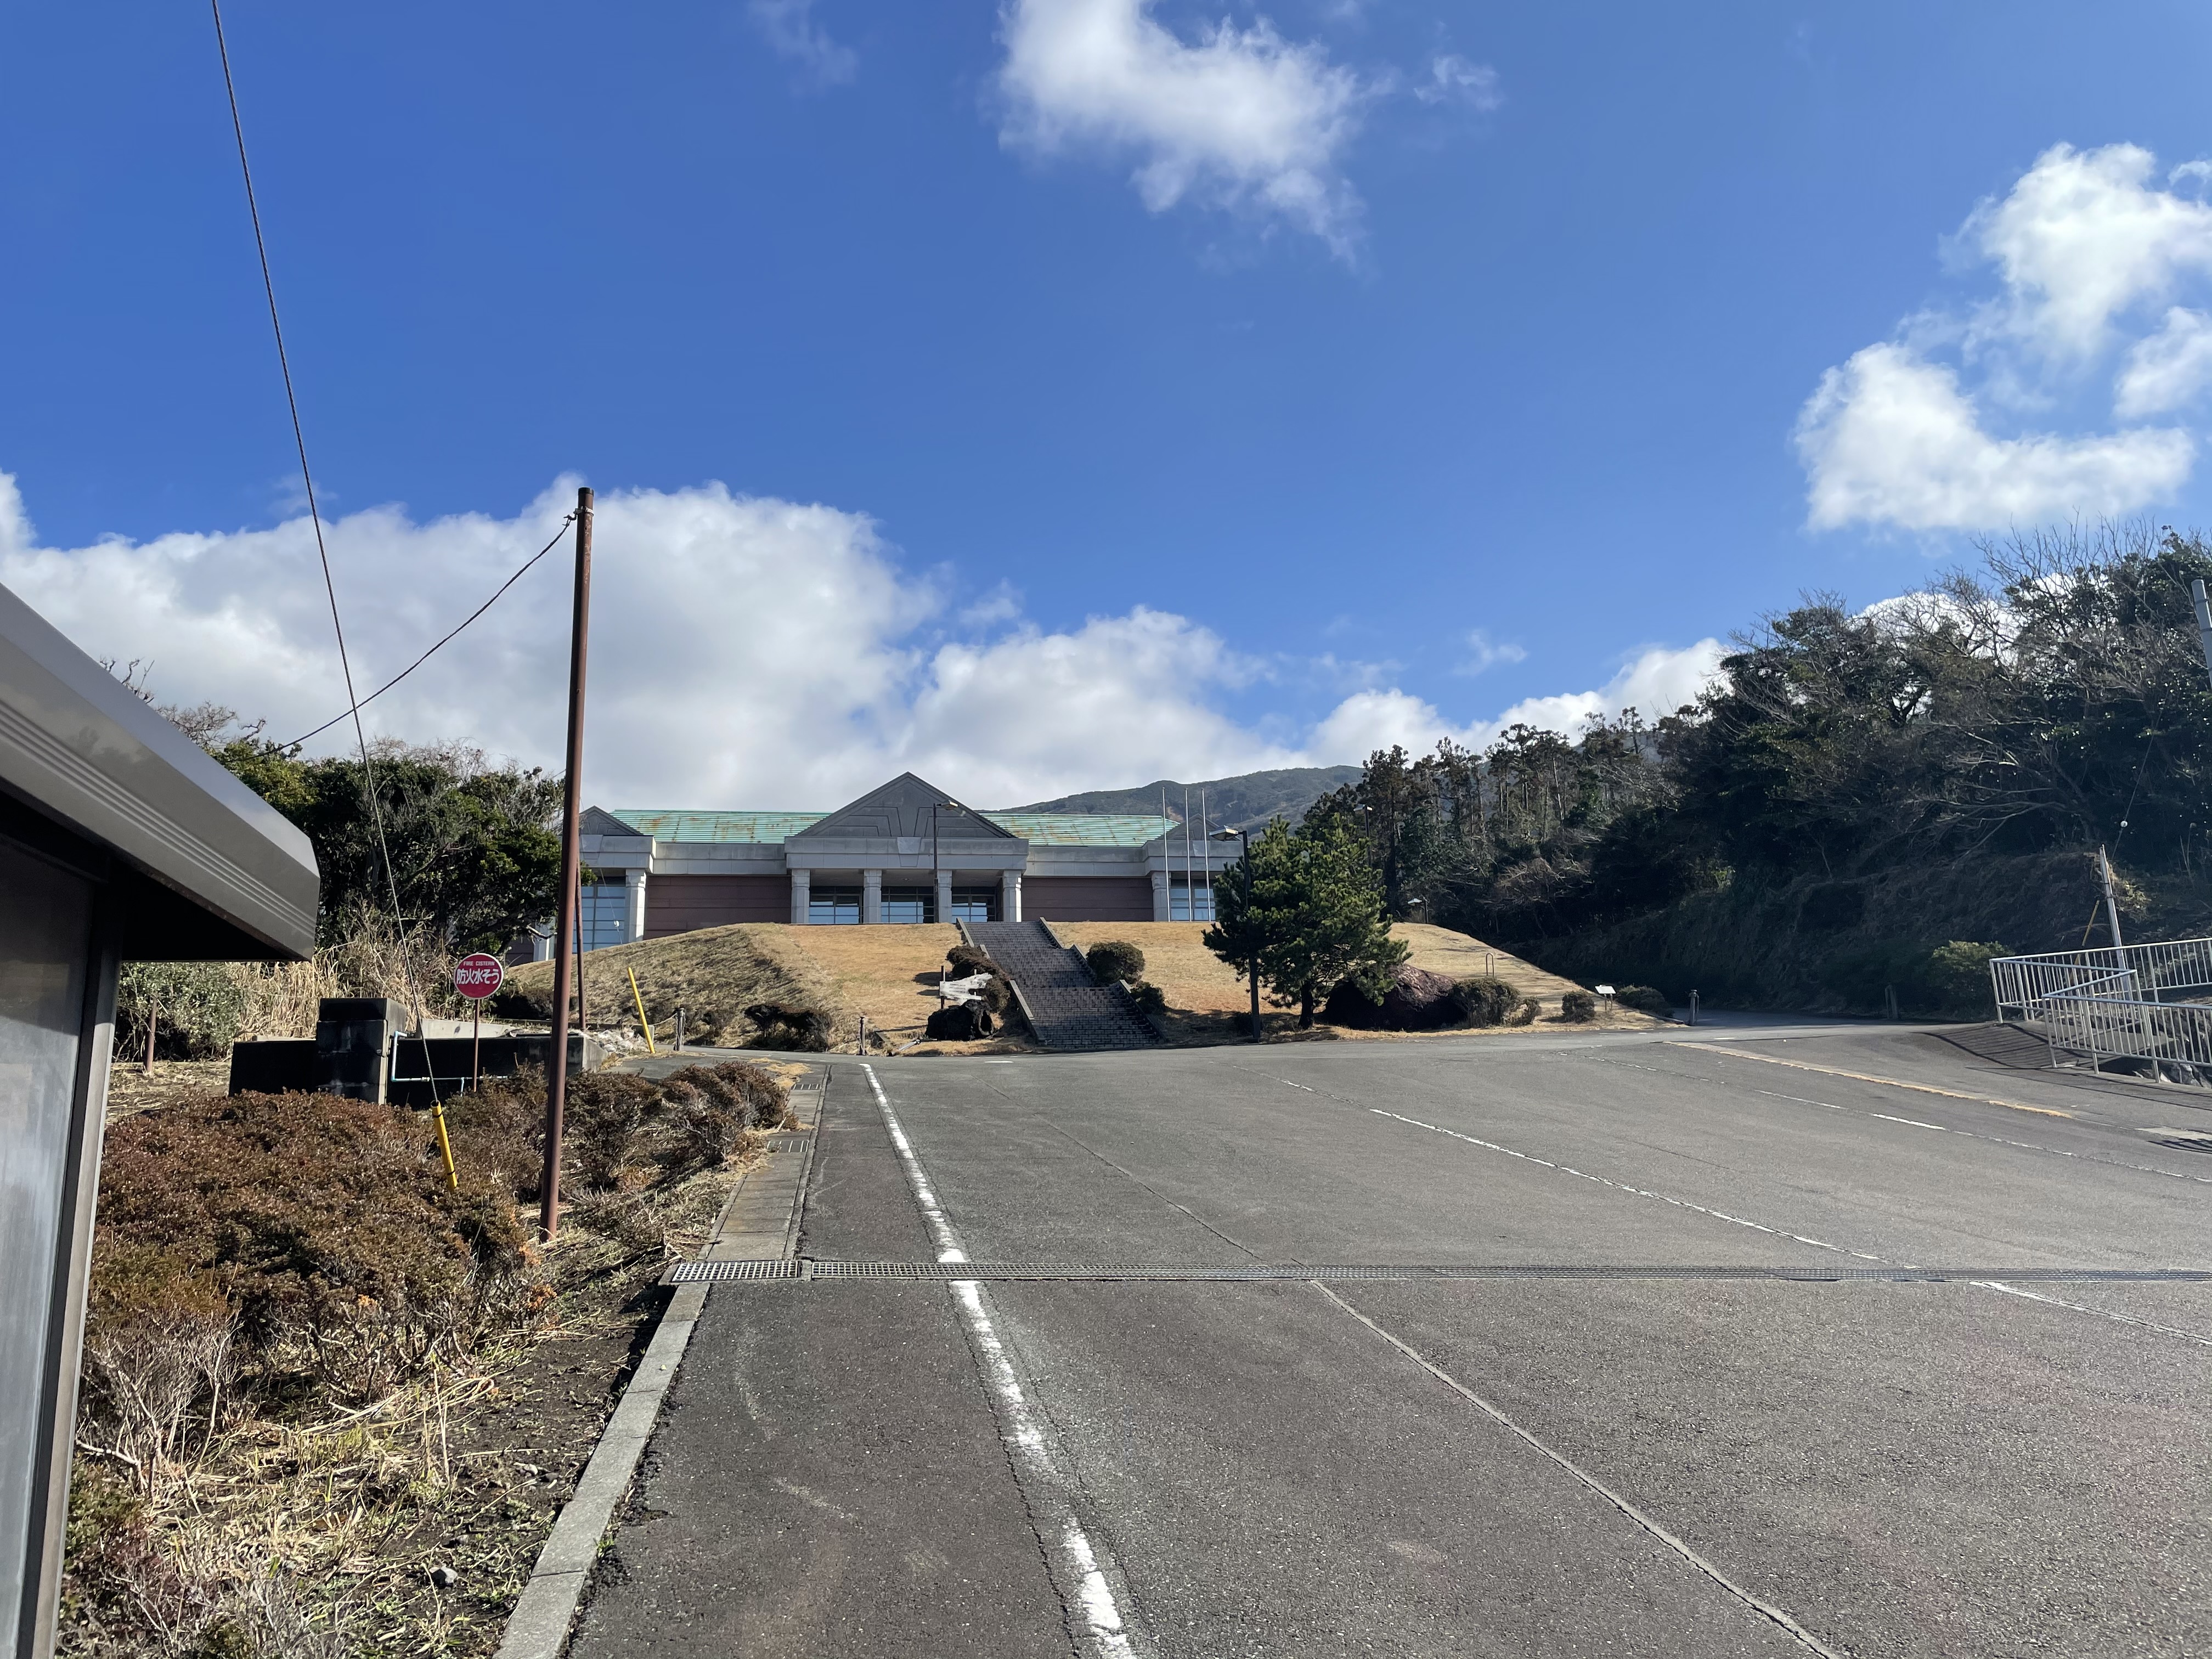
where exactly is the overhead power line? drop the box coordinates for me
[280,513,575,748]
[208,1,430,1031]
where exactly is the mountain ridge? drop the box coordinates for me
[998,765,1358,832]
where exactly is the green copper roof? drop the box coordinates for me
[610,809,1177,848]
[611,811,828,843]
[987,812,1176,847]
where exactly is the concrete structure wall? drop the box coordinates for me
[644,873,787,936]
[1025,875,1153,922]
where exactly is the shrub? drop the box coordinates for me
[77,1252,238,1492]
[1085,940,1146,984]
[1615,984,1673,1019]
[116,963,249,1060]
[1126,980,1167,1015]
[945,945,1003,980]
[1560,989,1598,1023]
[444,1065,545,1199]
[92,1091,531,1401]
[566,1071,657,1188]
[658,1060,789,1168]
[743,1002,833,1052]
[1447,975,1518,1026]
[1505,997,1539,1026]
[1926,941,2008,1019]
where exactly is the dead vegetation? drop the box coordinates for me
[500,924,845,1049]
[61,1060,792,1659]
[1052,921,1664,1041]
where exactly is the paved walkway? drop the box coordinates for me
[965,919,1161,1051]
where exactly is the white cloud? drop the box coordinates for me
[0,469,1729,806]
[2115,306,2212,417]
[748,0,857,87]
[1797,143,2212,533]
[1304,640,1723,763]
[1796,342,2192,533]
[1960,143,2212,363]
[995,0,1369,255]
[1455,629,1525,675]
[1415,53,1499,110]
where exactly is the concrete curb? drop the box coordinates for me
[492,1065,823,1659]
[492,1281,708,1659]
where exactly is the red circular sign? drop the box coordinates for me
[453,953,505,1001]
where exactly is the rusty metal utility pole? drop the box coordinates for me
[539,487,593,1242]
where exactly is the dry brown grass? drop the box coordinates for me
[500,924,1042,1056]
[224,910,475,1041]
[104,1061,232,1121]
[775,924,963,1041]
[1052,921,1667,1040]
[503,924,843,1047]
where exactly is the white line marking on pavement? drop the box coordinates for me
[865,1064,967,1265]
[1758,1092,1845,1111]
[1670,1041,2077,1117]
[1869,1113,1946,1131]
[1310,1283,1848,1659]
[1966,1279,2212,1348]
[861,1065,1144,1658]
[1368,1108,1882,1261]
[1370,1107,2212,1347]
[1745,1086,2212,1188]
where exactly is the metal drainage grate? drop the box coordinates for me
[664,1260,2212,1285]
[669,1259,802,1282]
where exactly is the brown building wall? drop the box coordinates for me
[1024,875,1153,923]
[645,873,787,936]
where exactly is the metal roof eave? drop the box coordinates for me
[0,582,319,960]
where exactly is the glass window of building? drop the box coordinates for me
[948,890,997,922]
[579,878,629,950]
[881,889,934,924]
[1169,872,1216,922]
[808,888,861,924]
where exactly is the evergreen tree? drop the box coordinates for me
[1206,816,1408,1027]
[211,735,563,950]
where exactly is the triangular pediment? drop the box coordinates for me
[580,805,646,837]
[789,773,1016,842]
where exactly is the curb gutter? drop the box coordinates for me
[492,1065,825,1659]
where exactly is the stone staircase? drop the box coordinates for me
[963,921,1164,1052]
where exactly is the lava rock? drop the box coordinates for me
[1321,964,1463,1030]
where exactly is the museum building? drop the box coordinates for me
[565,771,1226,949]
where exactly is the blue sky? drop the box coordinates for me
[4,3,2211,806]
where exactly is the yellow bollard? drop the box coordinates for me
[628,966,657,1056]
[430,1095,458,1189]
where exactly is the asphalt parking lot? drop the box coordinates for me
[571,1025,2212,1657]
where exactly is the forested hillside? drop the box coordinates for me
[1306,524,2212,1015]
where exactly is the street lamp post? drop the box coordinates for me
[1214,827,1260,1042]
[933,798,963,1003]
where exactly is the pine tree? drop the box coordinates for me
[1206,816,1408,1028]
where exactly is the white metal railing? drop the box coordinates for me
[1989,936,2212,1084]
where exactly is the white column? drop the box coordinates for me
[1001,868,1022,923]
[1150,868,1171,922]
[790,868,811,924]
[935,867,954,924]
[862,869,883,924]
[624,868,648,943]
